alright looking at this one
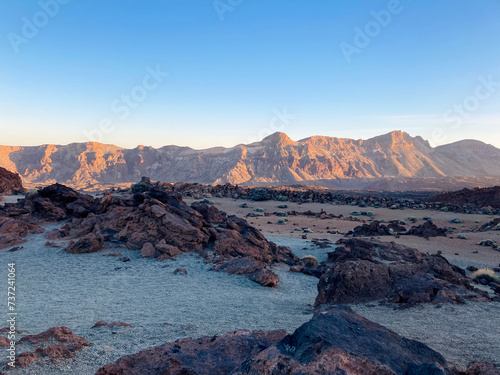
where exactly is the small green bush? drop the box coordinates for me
[251,188,271,201]
[302,255,319,268]
[131,182,150,193]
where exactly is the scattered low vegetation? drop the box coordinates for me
[251,188,271,201]
[471,269,500,284]
[302,255,319,268]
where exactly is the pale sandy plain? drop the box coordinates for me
[185,197,500,271]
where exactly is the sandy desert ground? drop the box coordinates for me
[184,197,500,271]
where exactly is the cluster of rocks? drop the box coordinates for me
[122,181,500,215]
[96,306,499,375]
[0,184,299,287]
[348,220,448,239]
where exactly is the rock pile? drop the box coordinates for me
[0,184,298,287]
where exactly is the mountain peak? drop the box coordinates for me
[366,130,414,148]
[261,132,297,147]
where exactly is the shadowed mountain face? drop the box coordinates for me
[1,131,499,190]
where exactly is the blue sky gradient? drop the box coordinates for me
[1,0,499,149]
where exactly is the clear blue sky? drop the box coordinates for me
[1,0,499,149]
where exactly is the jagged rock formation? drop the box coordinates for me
[1,131,500,190]
[0,167,25,195]
[0,184,298,287]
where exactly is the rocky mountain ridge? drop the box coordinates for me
[1,131,499,191]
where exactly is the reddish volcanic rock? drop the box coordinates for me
[1,183,298,286]
[62,185,298,286]
[0,217,44,250]
[19,326,89,346]
[64,233,104,254]
[0,336,10,347]
[0,167,25,195]
[15,326,90,369]
[96,329,287,375]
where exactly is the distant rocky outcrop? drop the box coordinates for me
[0,167,25,195]
[348,220,447,238]
[1,131,500,191]
[431,186,500,209]
[97,306,477,375]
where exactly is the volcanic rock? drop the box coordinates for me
[314,238,482,307]
[64,233,104,254]
[406,220,447,237]
[0,217,44,250]
[98,306,457,375]
[0,167,25,195]
[14,326,90,369]
[91,321,133,329]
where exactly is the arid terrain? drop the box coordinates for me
[0,179,499,374]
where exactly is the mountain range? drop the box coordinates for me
[1,131,500,191]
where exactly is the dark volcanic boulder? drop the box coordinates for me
[235,306,453,374]
[348,220,407,237]
[315,238,484,307]
[96,329,287,375]
[0,167,25,195]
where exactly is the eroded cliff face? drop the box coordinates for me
[1,131,499,190]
